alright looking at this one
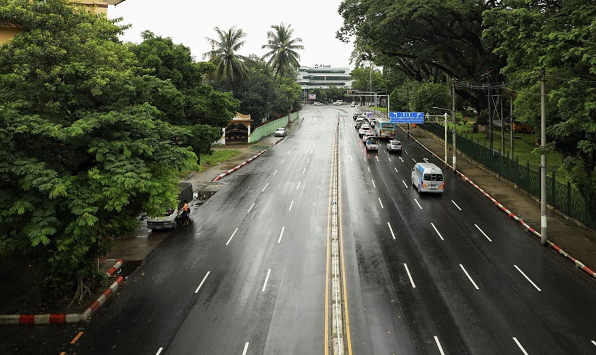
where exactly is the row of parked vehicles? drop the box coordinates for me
[353,112,444,194]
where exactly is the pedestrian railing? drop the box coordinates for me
[419,123,596,230]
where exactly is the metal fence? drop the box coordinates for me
[419,123,596,230]
[249,112,299,143]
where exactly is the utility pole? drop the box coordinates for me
[444,113,448,166]
[540,69,548,245]
[451,77,457,171]
[406,86,410,137]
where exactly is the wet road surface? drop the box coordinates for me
[2,106,596,355]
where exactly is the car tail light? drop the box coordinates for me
[422,184,427,188]
[440,183,445,189]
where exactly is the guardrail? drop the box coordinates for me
[419,123,596,230]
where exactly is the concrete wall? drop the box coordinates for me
[249,112,300,143]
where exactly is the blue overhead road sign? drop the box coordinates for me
[390,112,424,124]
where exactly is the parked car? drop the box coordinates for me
[274,128,287,137]
[314,102,323,106]
[147,182,193,230]
[359,124,372,137]
[387,140,402,153]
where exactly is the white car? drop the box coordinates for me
[274,128,287,137]
[364,136,379,151]
[359,125,371,137]
[351,102,356,107]
[314,102,323,106]
[387,140,402,153]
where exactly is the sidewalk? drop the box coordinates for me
[404,124,596,274]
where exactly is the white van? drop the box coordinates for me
[411,163,444,193]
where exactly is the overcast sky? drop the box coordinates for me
[107,0,354,68]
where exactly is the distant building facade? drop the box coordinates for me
[0,0,126,44]
[297,65,353,90]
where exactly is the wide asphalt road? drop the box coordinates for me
[2,105,596,355]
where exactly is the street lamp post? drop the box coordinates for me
[433,107,457,171]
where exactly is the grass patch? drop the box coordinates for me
[198,150,241,173]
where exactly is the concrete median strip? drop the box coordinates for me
[397,125,596,280]
[213,138,284,182]
[0,259,125,325]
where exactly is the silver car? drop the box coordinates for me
[387,140,402,153]
[274,128,287,137]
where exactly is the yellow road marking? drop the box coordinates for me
[339,129,354,354]
[70,331,84,344]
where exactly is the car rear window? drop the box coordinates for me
[423,173,444,181]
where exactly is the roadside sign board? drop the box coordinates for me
[390,112,424,124]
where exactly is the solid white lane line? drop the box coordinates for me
[368,167,370,172]
[414,199,422,209]
[262,269,271,292]
[395,168,398,172]
[460,264,479,290]
[247,203,255,214]
[281,159,285,164]
[514,265,542,291]
[513,337,529,355]
[156,347,163,355]
[412,158,417,163]
[226,228,239,246]
[378,198,384,209]
[431,223,445,241]
[404,264,416,288]
[404,150,409,154]
[402,180,408,188]
[434,336,445,355]
[289,200,294,211]
[303,168,306,174]
[372,180,376,188]
[297,181,301,190]
[194,271,211,294]
[474,224,492,242]
[278,226,285,244]
[387,222,396,239]
[242,342,249,355]
[262,183,269,192]
[273,170,277,176]
[451,200,462,210]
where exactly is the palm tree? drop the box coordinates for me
[262,23,304,78]
[203,26,250,85]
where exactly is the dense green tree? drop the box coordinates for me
[262,23,304,78]
[203,26,250,87]
[0,0,195,299]
[231,55,274,124]
[131,31,238,161]
[270,76,303,118]
[484,0,596,183]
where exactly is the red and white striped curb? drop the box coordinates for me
[213,138,284,182]
[400,125,596,280]
[106,259,123,276]
[0,261,125,325]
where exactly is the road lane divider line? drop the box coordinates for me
[431,223,445,241]
[375,155,379,161]
[451,200,462,210]
[404,264,416,288]
[474,224,492,242]
[156,347,164,355]
[262,183,269,192]
[412,158,417,163]
[388,157,392,162]
[513,337,529,355]
[372,180,376,188]
[262,269,271,292]
[402,180,408,188]
[399,157,404,162]
[368,167,370,172]
[278,227,285,244]
[194,271,211,294]
[307,158,310,162]
[459,264,479,289]
[297,181,301,190]
[514,265,541,291]
[247,203,255,214]
[281,159,285,164]
[414,199,423,209]
[395,168,398,173]
[378,198,384,209]
[242,342,249,355]
[273,170,277,175]
[591,340,596,347]
[226,228,239,246]
[387,222,396,240]
[405,150,409,154]
[303,168,306,174]
[289,201,294,211]
[70,331,84,344]
[434,336,446,355]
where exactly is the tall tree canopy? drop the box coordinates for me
[203,26,250,87]
[0,0,196,297]
[262,23,304,78]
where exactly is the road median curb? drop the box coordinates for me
[0,260,125,325]
[398,125,596,280]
